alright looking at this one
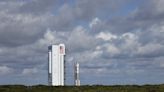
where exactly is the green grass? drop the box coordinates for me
[0,84,164,92]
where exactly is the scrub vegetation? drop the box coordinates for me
[0,84,164,92]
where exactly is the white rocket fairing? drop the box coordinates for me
[48,44,65,86]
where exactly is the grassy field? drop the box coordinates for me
[0,84,164,92]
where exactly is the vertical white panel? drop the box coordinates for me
[60,55,64,85]
[48,47,52,85]
[59,44,65,85]
[48,51,52,73]
[52,45,59,86]
[57,46,60,85]
[59,54,61,85]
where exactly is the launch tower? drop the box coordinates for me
[48,44,65,86]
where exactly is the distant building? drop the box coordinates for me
[48,44,65,86]
[74,62,80,86]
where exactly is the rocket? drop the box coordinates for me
[74,62,80,86]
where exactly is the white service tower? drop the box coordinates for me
[74,62,80,86]
[48,44,65,86]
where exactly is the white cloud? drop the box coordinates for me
[137,43,164,56]
[67,26,96,52]
[39,29,55,45]
[155,57,164,68]
[22,68,38,76]
[96,32,117,41]
[159,61,164,68]
[120,32,140,53]
[89,17,101,28]
[107,44,120,55]
[150,23,164,34]
[122,32,137,39]
[0,66,13,75]
[153,0,164,14]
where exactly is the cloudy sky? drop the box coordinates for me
[0,0,164,85]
